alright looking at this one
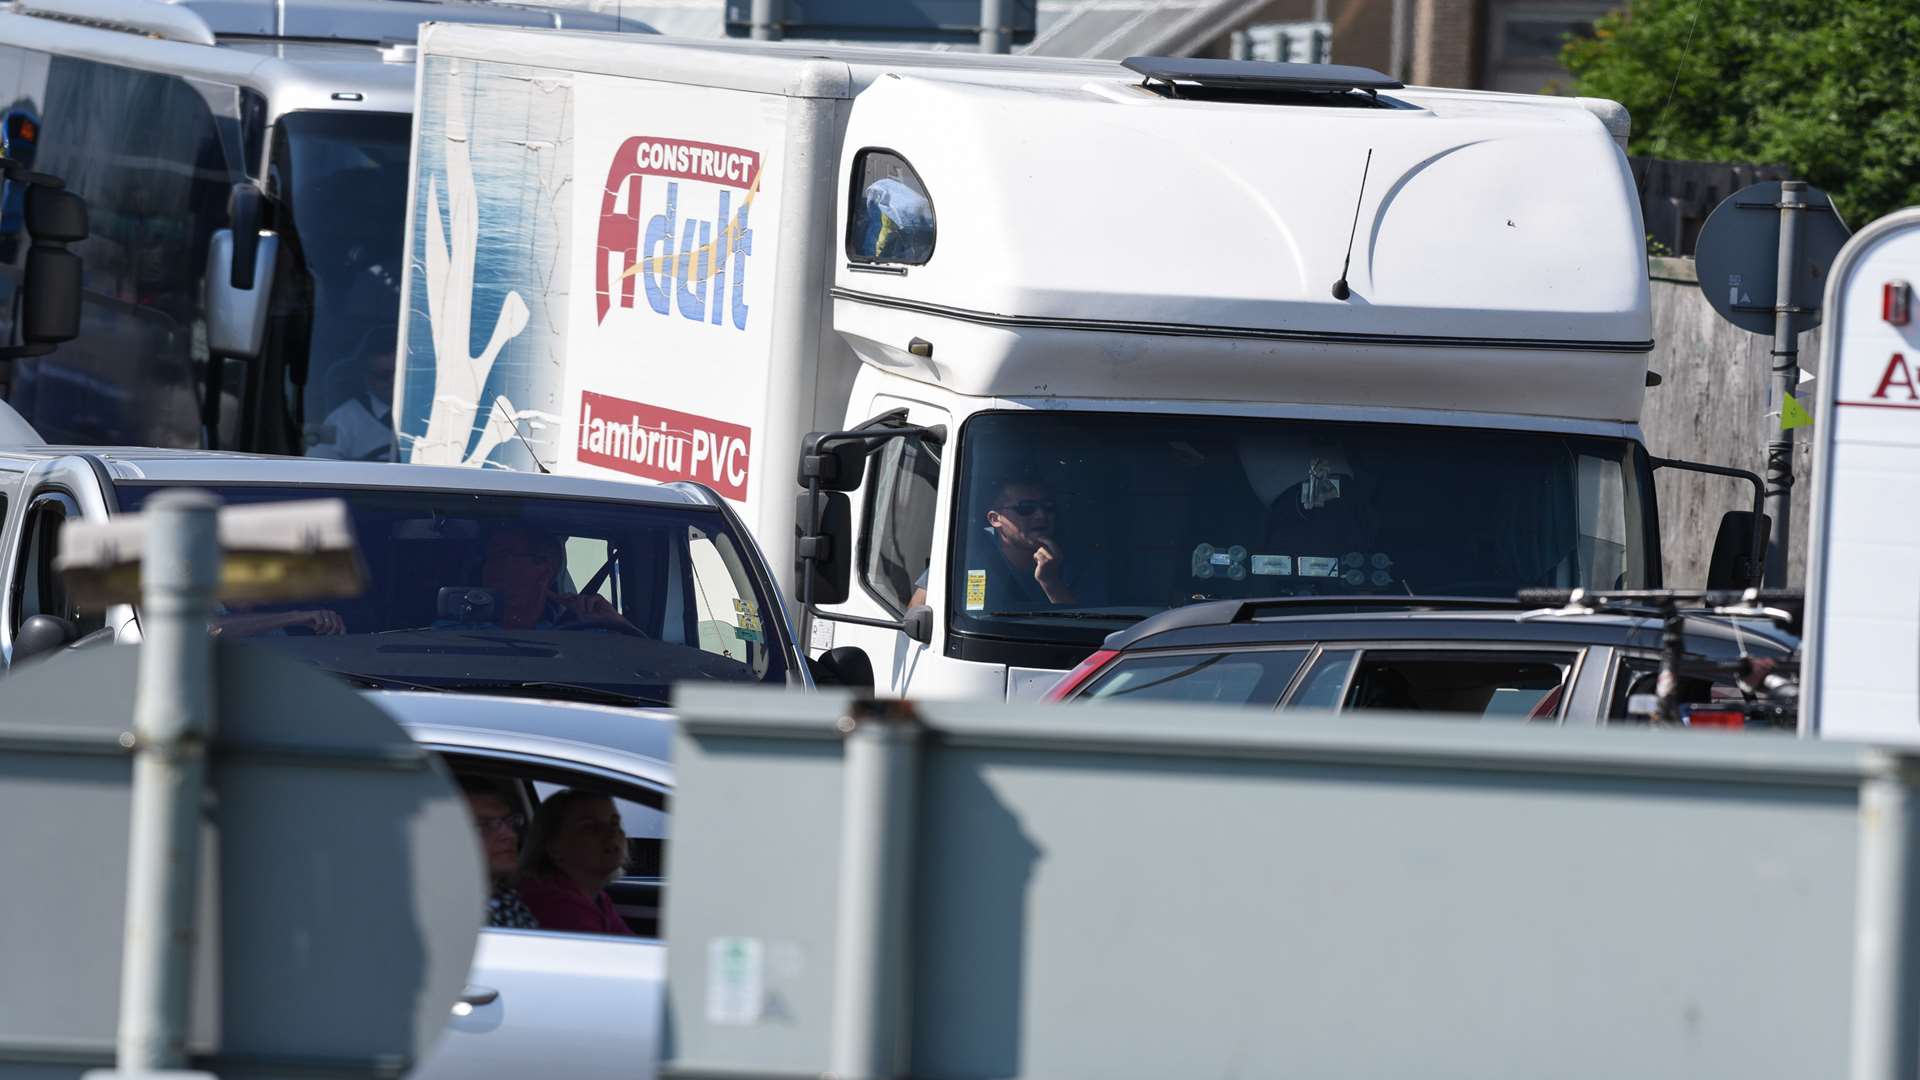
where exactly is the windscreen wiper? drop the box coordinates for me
[327,670,451,693]
[453,680,672,709]
[983,611,1144,618]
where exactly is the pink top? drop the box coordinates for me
[518,874,635,936]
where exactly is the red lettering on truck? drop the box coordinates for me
[577,390,753,501]
[596,136,761,325]
[1874,353,1919,402]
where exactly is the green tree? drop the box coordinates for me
[1563,0,1920,226]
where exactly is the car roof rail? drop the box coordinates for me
[16,0,218,46]
[1229,595,1530,623]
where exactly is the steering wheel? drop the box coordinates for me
[550,606,649,637]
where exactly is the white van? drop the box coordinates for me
[399,27,1762,698]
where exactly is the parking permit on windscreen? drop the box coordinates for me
[706,937,764,1025]
[966,569,987,611]
[1297,556,1341,578]
[1251,555,1292,576]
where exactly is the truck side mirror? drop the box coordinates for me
[795,489,852,605]
[12,612,78,665]
[1707,509,1770,591]
[18,184,86,348]
[798,431,867,492]
[206,183,278,360]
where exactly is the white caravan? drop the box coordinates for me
[1802,207,1920,743]
[398,26,1759,699]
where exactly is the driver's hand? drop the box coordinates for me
[1033,538,1065,585]
[299,610,346,635]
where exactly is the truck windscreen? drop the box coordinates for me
[948,412,1653,644]
[116,484,791,704]
[276,111,411,461]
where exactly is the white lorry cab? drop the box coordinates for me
[398,27,1763,699]
[1802,208,1920,743]
[0,0,645,457]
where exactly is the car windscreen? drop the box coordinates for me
[949,411,1653,647]
[115,483,790,703]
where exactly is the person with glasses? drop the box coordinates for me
[461,776,539,930]
[517,789,635,936]
[913,475,1079,611]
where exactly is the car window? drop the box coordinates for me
[859,432,941,615]
[446,753,668,939]
[1285,648,1358,711]
[13,493,105,638]
[1343,651,1575,719]
[1608,656,1748,721]
[1080,648,1308,706]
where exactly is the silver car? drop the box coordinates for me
[383,690,675,1079]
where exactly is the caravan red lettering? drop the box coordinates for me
[1874,353,1920,401]
[577,390,753,501]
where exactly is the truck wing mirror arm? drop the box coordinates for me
[1649,456,1767,590]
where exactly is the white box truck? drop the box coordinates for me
[396,26,1764,699]
[1802,207,1920,743]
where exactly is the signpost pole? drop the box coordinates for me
[113,490,220,1075]
[750,0,782,41]
[979,0,1008,53]
[1765,181,1808,587]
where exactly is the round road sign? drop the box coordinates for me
[1695,181,1852,337]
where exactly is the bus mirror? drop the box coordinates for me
[206,227,279,359]
[1707,510,1769,591]
[795,489,852,605]
[798,431,867,492]
[18,185,86,349]
[227,183,265,289]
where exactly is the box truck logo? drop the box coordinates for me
[595,136,760,327]
[579,390,753,501]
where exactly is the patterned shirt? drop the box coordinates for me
[488,880,540,929]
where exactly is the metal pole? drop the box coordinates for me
[1849,754,1920,1080]
[979,0,1008,54]
[1389,0,1411,82]
[1765,180,1807,587]
[749,0,781,41]
[112,490,221,1073]
[828,700,921,1080]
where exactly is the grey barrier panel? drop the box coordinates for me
[664,688,1899,1079]
[0,642,483,1078]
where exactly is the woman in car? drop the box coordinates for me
[517,788,635,936]
[461,776,539,929]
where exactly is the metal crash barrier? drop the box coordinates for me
[664,690,1920,1080]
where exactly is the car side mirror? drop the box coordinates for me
[13,612,78,665]
[794,490,852,605]
[1707,509,1769,591]
[809,645,875,690]
[902,603,933,646]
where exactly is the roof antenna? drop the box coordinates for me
[492,397,551,474]
[1331,147,1374,301]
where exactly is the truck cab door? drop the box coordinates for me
[816,396,947,696]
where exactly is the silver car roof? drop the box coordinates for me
[0,447,719,509]
[382,690,676,790]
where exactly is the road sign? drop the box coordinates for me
[724,0,1038,44]
[1696,180,1851,336]
[0,642,483,1078]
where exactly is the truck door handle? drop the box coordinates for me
[458,985,500,1007]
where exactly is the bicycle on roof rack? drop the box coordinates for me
[1516,587,1802,731]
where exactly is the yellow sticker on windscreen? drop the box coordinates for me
[966,570,987,611]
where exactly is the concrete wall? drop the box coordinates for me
[1642,256,1817,589]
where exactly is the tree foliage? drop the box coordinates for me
[1562,0,1920,226]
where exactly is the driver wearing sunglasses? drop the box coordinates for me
[978,477,1078,607]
